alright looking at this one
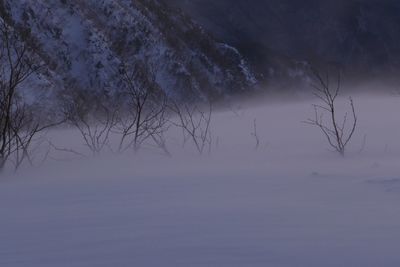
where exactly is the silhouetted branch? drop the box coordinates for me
[305,69,357,156]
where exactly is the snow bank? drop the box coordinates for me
[1,94,400,267]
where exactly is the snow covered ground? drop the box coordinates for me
[1,94,400,267]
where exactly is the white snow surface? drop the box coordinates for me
[1,94,400,267]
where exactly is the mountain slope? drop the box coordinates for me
[0,0,256,102]
[166,0,400,80]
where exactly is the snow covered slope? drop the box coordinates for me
[0,0,256,101]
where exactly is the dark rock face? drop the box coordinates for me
[166,0,400,79]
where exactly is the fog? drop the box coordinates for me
[1,92,400,266]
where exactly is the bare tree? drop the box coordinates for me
[251,119,260,150]
[59,60,171,158]
[115,61,170,154]
[305,70,357,156]
[62,89,118,157]
[170,101,213,155]
[0,20,54,171]
[11,109,60,170]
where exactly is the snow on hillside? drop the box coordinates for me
[0,0,255,102]
[1,94,400,267]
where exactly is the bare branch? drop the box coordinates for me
[169,101,213,155]
[306,69,357,156]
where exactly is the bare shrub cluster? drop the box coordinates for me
[0,20,60,171]
[305,70,358,156]
[0,19,364,173]
[169,101,213,155]
[55,61,213,160]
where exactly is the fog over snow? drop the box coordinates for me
[1,92,400,267]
